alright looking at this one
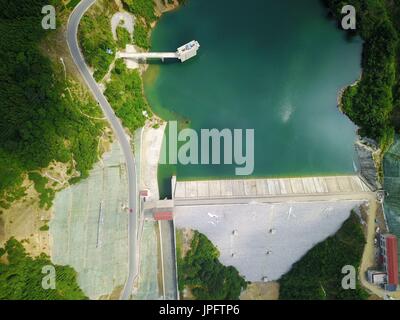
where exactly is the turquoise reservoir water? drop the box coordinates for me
[143,0,363,196]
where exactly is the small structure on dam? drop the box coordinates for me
[118,40,200,63]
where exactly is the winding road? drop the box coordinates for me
[67,0,138,300]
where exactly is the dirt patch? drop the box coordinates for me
[358,201,387,270]
[375,203,388,233]
[0,177,52,257]
[0,215,4,239]
[99,285,124,300]
[41,161,76,191]
[177,228,194,258]
[181,286,196,300]
[176,228,195,300]
[140,119,166,200]
[240,282,280,300]
[358,201,387,237]
[99,128,114,155]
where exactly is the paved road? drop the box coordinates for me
[67,0,138,300]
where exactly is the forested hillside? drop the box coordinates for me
[104,60,151,133]
[177,230,247,300]
[0,238,87,300]
[322,0,400,150]
[279,212,368,300]
[79,0,159,133]
[78,0,159,81]
[0,0,105,209]
[79,0,119,81]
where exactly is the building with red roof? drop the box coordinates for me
[380,234,399,292]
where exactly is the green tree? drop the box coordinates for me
[0,0,105,208]
[279,212,369,300]
[0,238,87,300]
[323,0,399,147]
[178,231,247,300]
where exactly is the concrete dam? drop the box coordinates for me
[172,175,374,206]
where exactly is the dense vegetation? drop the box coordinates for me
[116,26,132,49]
[79,0,195,135]
[0,0,105,209]
[133,19,151,49]
[0,238,87,300]
[323,0,400,150]
[122,0,156,24]
[79,0,161,80]
[122,0,157,49]
[28,172,55,210]
[177,231,247,300]
[279,212,369,300]
[122,0,189,47]
[79,0,118,81]
[104,60,151,133]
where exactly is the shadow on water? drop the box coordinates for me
[137,58,179,65]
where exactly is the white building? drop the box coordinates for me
[367,270,387,285]
[177,41,200,62]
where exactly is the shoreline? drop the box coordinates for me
[135,0,181,200]
[139,119,166,201]
[133,0,391,300]
[337,74,362,113]
[337,73,385,185]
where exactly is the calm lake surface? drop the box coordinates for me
[143,0,363,196]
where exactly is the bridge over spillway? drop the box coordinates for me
[118,40,200,63]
